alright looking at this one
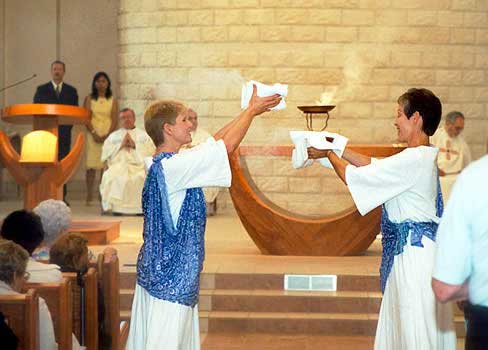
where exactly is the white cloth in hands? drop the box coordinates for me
[241,80,288,110]
[290,130,348,169]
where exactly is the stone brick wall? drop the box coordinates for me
[119,0,488,215]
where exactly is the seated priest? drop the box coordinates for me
[180,108,220,216]
[99,108,155,215]
[431,111,471,200]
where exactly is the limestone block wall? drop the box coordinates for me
[118,0,488,214]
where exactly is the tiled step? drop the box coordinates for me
[120,288,382,314]
[120,271,381,292]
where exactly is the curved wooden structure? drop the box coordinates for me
[229,144,405,256]
[0,104,89,209]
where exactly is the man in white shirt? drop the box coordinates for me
[99,108,155,214]
[432,155,488,349]
[181,109,220,215]
[431,111,471,200]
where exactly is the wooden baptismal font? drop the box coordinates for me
[228,105,405,256]
[0,104,89,209]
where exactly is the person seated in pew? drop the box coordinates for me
[0,239,57,350]
[99,108,156,215]
[32,199,72,260]
[50,233,116,349]
[1,210,62,283]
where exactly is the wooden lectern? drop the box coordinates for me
[0,104,89,209]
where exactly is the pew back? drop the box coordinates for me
[0,289,39,350]
[63,267,98,350]
[24,278,73,350]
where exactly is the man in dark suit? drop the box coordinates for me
[33,60,78,202]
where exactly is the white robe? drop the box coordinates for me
[346,146,456,350]
[431,127,471,201]
[181,128,220,203]
[99,128,155,214]
[127,138,231,350]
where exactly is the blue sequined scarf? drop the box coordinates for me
[379,178,443,294]
[136,152,206,307]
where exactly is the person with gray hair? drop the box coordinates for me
[431,110,472,201]
[32,199,72,260]
[0,239,57,350]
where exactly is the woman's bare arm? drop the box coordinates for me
[342,148,371,167]
[214,85,281,154]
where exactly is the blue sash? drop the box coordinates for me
[379,178,443,293]
[136,152,206,307]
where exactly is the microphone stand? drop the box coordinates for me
[0,74,37,93]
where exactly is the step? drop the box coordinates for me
[121,310,466,337]
[119,289,382,314]
[120,272,381,292]
[201,333,376,350]
[121,310,377,335]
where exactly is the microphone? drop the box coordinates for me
[0,74,37,93]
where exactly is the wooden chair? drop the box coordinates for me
[23,278,73,350]
[97,254,123,349]
[63,267,98,350]
[0,289,39,350]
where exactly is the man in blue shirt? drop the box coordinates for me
[432,155,488,349]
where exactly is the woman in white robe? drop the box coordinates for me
[127,87,281,350]
[308,88,456,349]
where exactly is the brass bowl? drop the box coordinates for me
[297,105,336,131]
[297,105,335,114]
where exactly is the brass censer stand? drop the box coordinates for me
[297,105,335,131]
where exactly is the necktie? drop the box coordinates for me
[55,84,60,98]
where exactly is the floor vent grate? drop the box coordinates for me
[284,274,337,292]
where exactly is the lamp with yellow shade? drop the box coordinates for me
[20,130,58,165]
[0,103,89,209]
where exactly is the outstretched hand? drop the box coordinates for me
[247,84,282,116]
[307,147,331,159]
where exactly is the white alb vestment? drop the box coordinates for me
[346,146,456,350]
[181,128,220,203]
[127,138,231,350]
[431,127,471,201]
[99,128,155,214]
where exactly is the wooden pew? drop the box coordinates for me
[0,289,39,350]
[63,267,98,350]
[119,321,129,350]
[97,254,123,350]
[23,278,73,350]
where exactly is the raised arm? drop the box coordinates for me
[214,85,281,154]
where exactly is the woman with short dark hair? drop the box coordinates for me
[308,88,456,349]
[1,210,62,283]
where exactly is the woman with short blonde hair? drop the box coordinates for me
[128,87,281,349]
